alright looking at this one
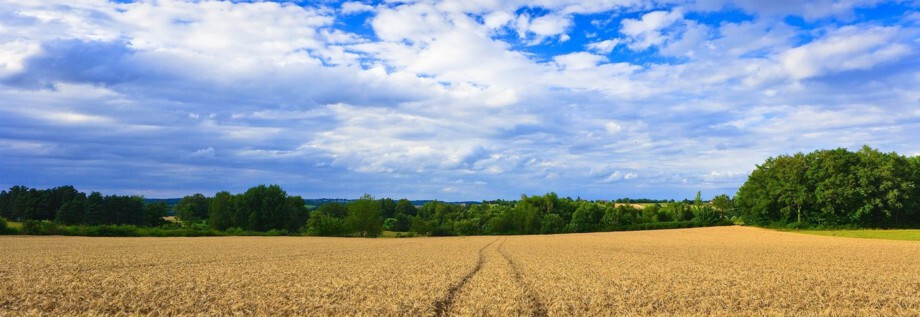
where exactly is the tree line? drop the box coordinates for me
[4,145,916,236]
[736,146,920,228]
[0,184,733,236]
[305,192,732,237]
[0,186,167,227]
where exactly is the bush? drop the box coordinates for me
[305,214,348,236]
[265,229,288,236]
[22,220,60,235]
[0,217,15,235]
[395,232,417,238]
[81,225,141,237]
[224,227,245,236]
[692,206,724,226]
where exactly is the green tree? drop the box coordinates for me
[513,200,541,234]
[711,194,733,217]
[737,146,920,227]
[379,198,396,219]
[84,192,105,225]
[568,204,602,233]
[208,191,235,230]
[144,202,169,226]
[346,194,383,237]
[305,210,348,236]
[284,195,309,232]
[55,193,87,225]
[316,203,348,218]
[774,153,811,224]
[176,193,210,223]
[394,199,416,217]
[540,213,565,234]
[239,185,288,232]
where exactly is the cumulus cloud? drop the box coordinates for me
[1,0,919,200]
[587,39,620,54]
[341,1,375,15]
[780,25,913,80]
[620,9,685,50]
[553,52,608,70]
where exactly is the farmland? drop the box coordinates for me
[797,229,920,241]
[2,226,920,316]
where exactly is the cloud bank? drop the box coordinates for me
[0,0,918,199]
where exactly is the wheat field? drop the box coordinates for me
[2,226,920,316]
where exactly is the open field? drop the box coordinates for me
[796,229,920,241]
[2,226,920,316]
[7,221,22,229]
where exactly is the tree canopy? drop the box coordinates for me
[735,146,920,227]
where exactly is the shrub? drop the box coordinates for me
[0,217,14,235]
[265,229,288,236]
[22,220,60,235]
[225,227,245,236]
[395,232,417,238]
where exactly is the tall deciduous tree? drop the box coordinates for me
[346,194,383,237]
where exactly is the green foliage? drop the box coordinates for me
[304,211,348,236]
[55,193,86,225]
[144,202,169,227]
[568,204,603,233]
[316,203,348,218]
[711,194,733,217]
[346,194,383,237]
[0,217,15,235]
[22,220,60,235]
[736,146,920,228]
[379,198,396,218]
[238,185,307,232]
[176,193,210,223]
[796,229,920,241]
[1,185,741,237]
[394,199,417,217]
[383,217,398,231]
[540,213,565,234]
[208,191,235,231]
[692,205,724,226]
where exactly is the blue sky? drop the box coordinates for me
[1,0,919,200]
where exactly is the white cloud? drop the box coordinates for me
[553,52,608,70]
[0,41,41,76]
[781,26,912,80]
[587,39,620,54]
[189,147,216,158]
[528,14,572,37]
[620,9,684,50]
[483,11,514,29]
[341,1,375,15]
[605,121,623,134]
[512,13,573,43]
[603,171,638,183]
[1,0,919,200]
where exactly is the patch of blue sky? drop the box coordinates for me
[488,11,666,65]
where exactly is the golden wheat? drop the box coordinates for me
[2,226,919,316]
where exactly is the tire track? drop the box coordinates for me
[497,239,548,317]
[432,238,498,317]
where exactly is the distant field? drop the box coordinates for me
[7,221,22,229]
[796,229,920,241]
[2,226,920,315]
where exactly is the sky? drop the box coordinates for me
[0,0,918,200]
